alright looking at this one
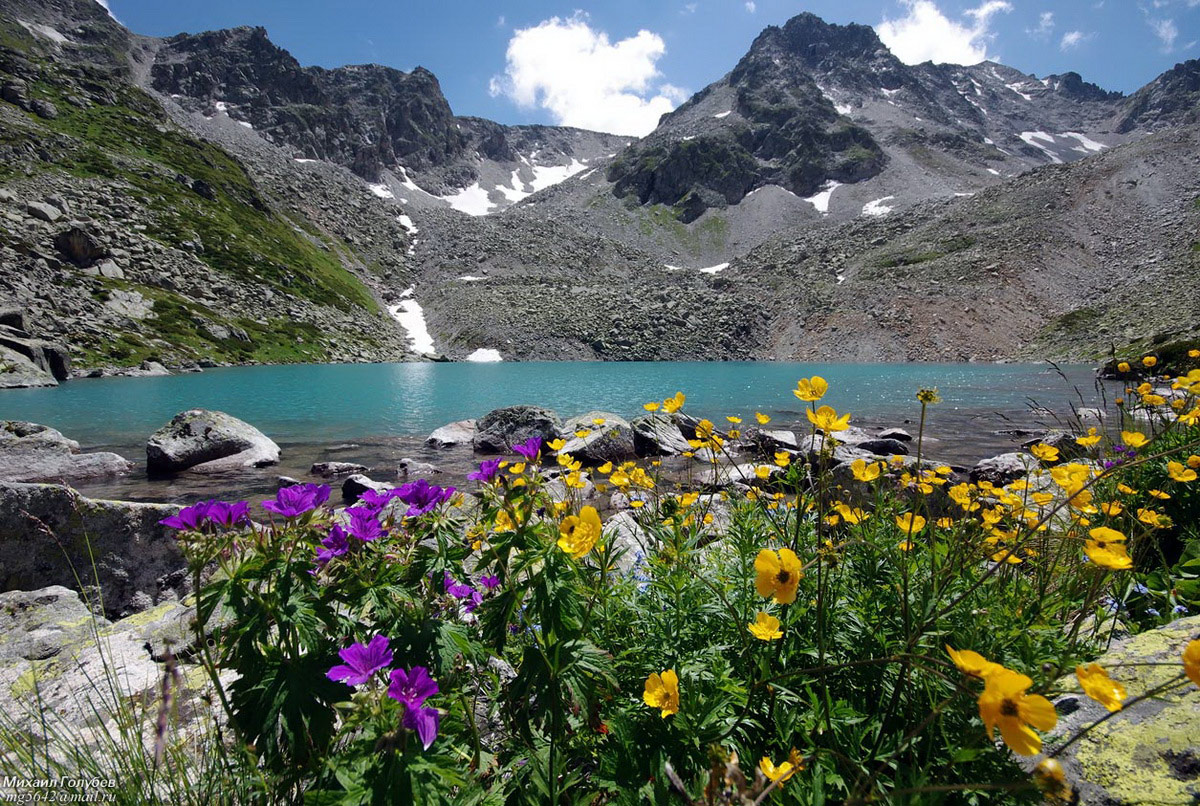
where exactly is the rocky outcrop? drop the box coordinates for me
[426,419,476,449]
[0,421,132,483]
[969,452,1039,486]
[472,406,563,454]
[558,412,637,465]
[0,482,187,618]
[310,461,368,478]
[1032,615,1200,806]
[630,414,692,456]
[146,409,280,474]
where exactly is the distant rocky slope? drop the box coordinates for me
[0,0,1197,375]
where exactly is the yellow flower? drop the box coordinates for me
[591,417,606,426]
[557,506,602,559]
[1121,431,1149,449]
[1076,663,1126,712]
[565,471,587,489]
[1137,508,1170,529]
[758,749,803,785]
[977,667,1058,756]
[755,548,803,604]
[574,429,590,438]
[1168,461,1198,482]
[1034,758,1072,803]
[1184,640,1200,686]
[774,451,791,468]
[834,503,868,524]
[1099,501,1123,516]
[662,392,686,414]
[755,465,772,480]
[597,461,613,475]
[643,669,679,717]
[1143,355,1158,368]
[643,401,660,411]
[748,611,784,640]
[794,376,828,402]
[895,512,926,534]
[510,462,526,475]
[806,405,851,433]
[1085,526,1132,570]
[1190,455,1200,469]
[1030,443,1060,463]
[1190,349,1200,359]
[897,539,916,551]
[946,645,1001,679]
[726,415,742,424]
[992,549,1022,565]
[1149,489,1171,500]
[916,387,941,404]
[755,411,771,425]
[1117,482,1137,495]
[1076,428,1102,447]
[851,458,882,482]
[1117,361,1131,373]
[546,438,566,452]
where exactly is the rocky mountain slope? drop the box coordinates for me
[0,0,1197,376]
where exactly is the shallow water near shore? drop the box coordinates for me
[1,360,1116,503]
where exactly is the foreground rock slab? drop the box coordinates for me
[0,421,132,483]
[473,406,562,454]
[1035,615,1200,806]
[146,409,280,474]
[0,482,186,618]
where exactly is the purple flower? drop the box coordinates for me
[404,704,440,750]
[358,487,399,511]
[464,589,483,613]
[480,574,500,592]
[159,501,212,531]
[205,500,250,529]
[315,525,351,565]
[1147,608,1161,617]
[345,507,387,542]
[444,572,475,599]
[388,665,438,709]
[468,459,502,483]
[262,483,330,518]
[327,635,393,686]
[512,437,542,462]
[396,479,456,518]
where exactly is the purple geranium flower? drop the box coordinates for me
[327,635,393,686]
[396,479,456,518]
[358,487,399,511]
[205,500,251,529]
[159,501,212,531]
[468,458,502,483]
[262,483,330,518]
[480,574,500,592]
[345,507,387,542]
[404,704,441,750]
[444,572,474,598]
[315,525,351,565]
[512,437,542,462]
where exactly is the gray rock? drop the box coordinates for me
[310,461,368,478]
[695,462,782,488]
[425,419,476,449]
[854,438,910,457]
[1021,430,1084,461]
[0,483,187,618]
[140,360,170,376]
[0,332,71,380]
[877,428,913,442]
[472,405,562,454]
[146,409,280,474]
[30,99,58,120]
[97,259,124,279]
[603,511,658,574]
[342,473,390,503]
[0,585,103,663]
[0,421,132,483]
[53,226,108,267]
[0,346,57,389]
[631,413,692,455]
[739,428,799,456]
[398,457,441,476]
[559,411,636,465]
[969,452,1039,486]
[1021,615,1200,806]
[25,201,61,223]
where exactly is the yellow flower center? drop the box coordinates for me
[1000,698,1019,717]
[777,570,791,584]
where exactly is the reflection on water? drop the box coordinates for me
[0,361,1115,504]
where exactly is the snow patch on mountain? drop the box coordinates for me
[862,196,895,217]
[804,181,841,214]
[388,292,436,355]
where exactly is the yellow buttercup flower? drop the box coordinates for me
[1190,349,1200,359]
[1168,461,1198,482]
[774,451,791,468]
[807,405,850,433]
[1183,640,1200,686]
[1149,489,1171,500]
[557,506,602,559]
[1117,361,1131,373]
[1076,663,1126,712]
[946,645,1001,678]
[1076,428,1102,448]
[591,417,606,426]
[1142,355,1158,368]
[895,512,926,534]
[1030,443,1060,463]
[755,411,771,425]
[643,401,660,411]
[1137,508,1170,529]
[748,611,783,640]
[597,461,613,475]
[834,502,868,524]
[726,415,742,424]
[851,458,882,482]
[916,387,941,404]
[793,376,828,402]
[643,669,679,717]
[758,749,803,785]
[977,667,1058,756]
[662,392,686,414]
[755,548,802,604]
[1121,431,1149,449]
[1085,526,1132,570]
[546,438,566,452]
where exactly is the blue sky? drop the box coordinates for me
[102,0,1199,135]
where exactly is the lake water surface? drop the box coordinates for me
[1,361,1115,502]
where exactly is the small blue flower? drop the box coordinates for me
[1173,605,1189,615]
[1132,582,1149,595]
[1147,608,1161,617]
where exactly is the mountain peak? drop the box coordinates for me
[750,13,887,68]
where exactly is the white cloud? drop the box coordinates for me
[745,1,757,11]
[877,0,1013,65]
[1149,17,1179,49]
[1059,30,1092,49]
[682,2,698,13]
[1028,11,1054,38]
[489,14,685,136]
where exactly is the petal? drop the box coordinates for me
[1018,694,1058,732]
[998,718,1042,756]
[755,550,780,597]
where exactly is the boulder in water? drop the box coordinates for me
[146,409,280,474]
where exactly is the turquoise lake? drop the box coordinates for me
[0,361,1116,502]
